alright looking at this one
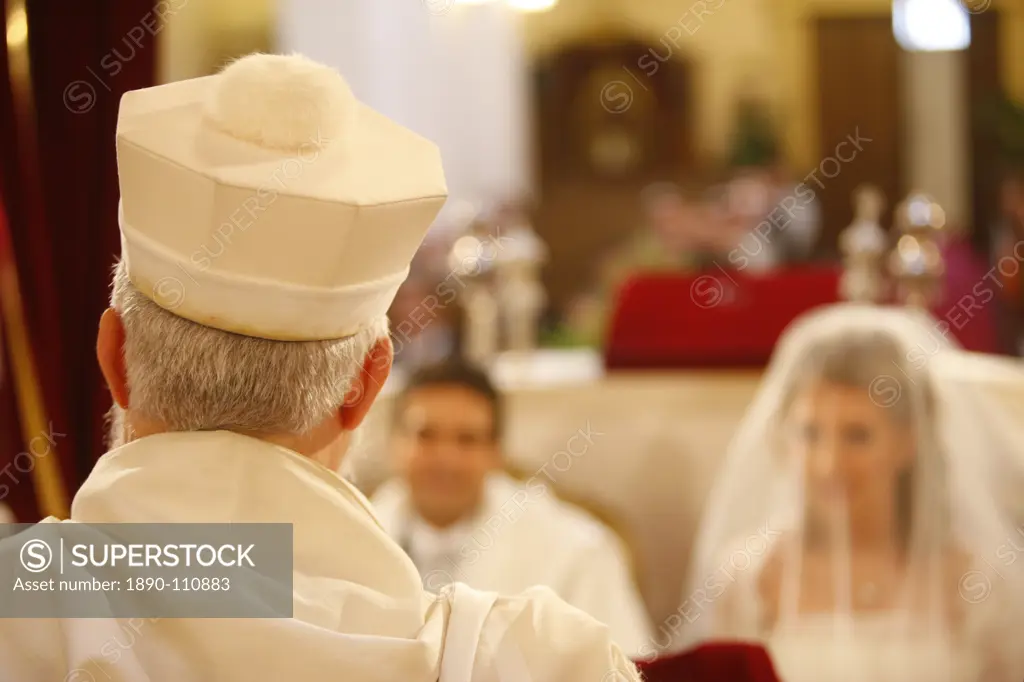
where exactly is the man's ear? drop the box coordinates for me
[97,308,130,408]
[339,337,393,430]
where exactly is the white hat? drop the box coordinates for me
[116,53,447,341]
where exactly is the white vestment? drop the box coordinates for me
[0,432,640,682]
[372,472,653,656]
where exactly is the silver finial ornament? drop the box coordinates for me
[888,192,946,309]
[494,210,548,353]
[450,213,501,366]
[840,185,889,303]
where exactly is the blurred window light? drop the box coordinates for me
[507,0,559,11]
[451,0,558,9]
[892,0,971,51]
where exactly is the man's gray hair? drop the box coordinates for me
[110,262,389,434]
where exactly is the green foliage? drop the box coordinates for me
[977,93,1024,171]
[727,99,779,169]
[541,324,598,349]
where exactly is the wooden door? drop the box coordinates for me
[815,16,904,255]
[531,39,694,313]
[967,10,1002,255]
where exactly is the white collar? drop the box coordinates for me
[405,513,475,564]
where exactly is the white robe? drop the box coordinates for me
[372,472,653,657]
[0,431,640,682]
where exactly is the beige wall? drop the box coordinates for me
[777,0,1024,168]
[158,0,1024,167]
[523,0,1024,169]
[523,0,780,163]
[157,0,211,83]
[158,0,274,83]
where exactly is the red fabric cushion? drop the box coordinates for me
[605,268,841,370]
[604,260,1005,369]
[634,642,781,682]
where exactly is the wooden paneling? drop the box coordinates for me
[968,10,1003,256]
[814,12,1002,255]
[814,16,904,255]
[531,40,693,312]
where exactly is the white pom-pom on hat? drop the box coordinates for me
[203,52,355,152]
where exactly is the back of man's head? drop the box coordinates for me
[100,53,446,456]
[109,260,388,438]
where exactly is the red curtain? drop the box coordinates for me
[0,199,41,522]
[1,0,156,519]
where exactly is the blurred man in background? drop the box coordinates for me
[717,160,822,273]
[720,97,820,270]
[373,360,653,655]
[565,183,723,346]
[607,183,716,278]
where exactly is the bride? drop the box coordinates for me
[676,304,1024,682]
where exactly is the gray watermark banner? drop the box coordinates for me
[0,523,293,618]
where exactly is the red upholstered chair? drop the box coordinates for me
[634,642,781,682]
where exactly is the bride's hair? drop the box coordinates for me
[778,329,940,549]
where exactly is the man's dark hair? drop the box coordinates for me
[394,360,503,440]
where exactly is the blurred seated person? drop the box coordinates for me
[601,183,718,285]
[717,160,822,272]
[562,183,726,345]
[767,161,822,263]
[372,360,653,655]
[564,165,822,346]
[723,96,820,267]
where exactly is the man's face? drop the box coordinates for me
[393,385,500,527]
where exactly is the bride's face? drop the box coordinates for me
[785,380,914,524]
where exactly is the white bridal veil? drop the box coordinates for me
[677,304,1024,682]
